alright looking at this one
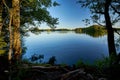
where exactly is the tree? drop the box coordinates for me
[78,0,120,59]
[12,0,21,61]
[20,0,59,29]
[1,0,20,61]
[48,56,56,65]
[1,0,59,62]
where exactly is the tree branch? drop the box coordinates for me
[61,69,84,80]
[111,15,120,25]
[111,4,120,15]
[95,10,105,14]
[114,28,120,35]
[94,20,105,27]
[2,0,9,11]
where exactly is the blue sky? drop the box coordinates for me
[41,0,91,29]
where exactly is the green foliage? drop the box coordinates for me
[95,57,111,70]
[0,36,7,55]
[48,56,56,65]
[53,1,60,6]
[95,54,117,70]
[0,36,7,48]
[11,67,30,80]
[75,60,85,68]
[77,0,120,26]
[83,25,107,37]
[55,28,71,31]
[75,28,82,33]
[0,50,6,55]
[30,54,44,63]
[12,69,25,80]
[29,27,41,34]
[29,27,40,32]
[21,0,59,28]
[60,63,68,67]
[75,25,107,37]
[21,58,31,64]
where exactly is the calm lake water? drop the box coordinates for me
[24,31,109,65]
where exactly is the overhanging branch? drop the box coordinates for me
[95,10,105,14]
[2,0,9,11]
[114,29,120,35]
[111,4,120,15]
[94,21,105,27]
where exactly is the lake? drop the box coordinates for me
[23,31,109,65]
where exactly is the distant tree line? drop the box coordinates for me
[75,25,107,37]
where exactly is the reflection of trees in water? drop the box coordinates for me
[75,25,107,37]
[57,31,69,33]
[75,31,107,37]
[82,30,107,37]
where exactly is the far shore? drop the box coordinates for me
[29,25,120,32]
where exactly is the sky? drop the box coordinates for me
[40,0,91,29]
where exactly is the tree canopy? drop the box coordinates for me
[0,0,59,61]
[21,0,59,29]
[78,0,120,64]
[77,0,120,26]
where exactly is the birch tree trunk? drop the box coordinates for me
[12,0,21,61]
[8,9,13,61]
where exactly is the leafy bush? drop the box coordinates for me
[48,56,56,65]
[75,60,85,68]
[30,54,44,63]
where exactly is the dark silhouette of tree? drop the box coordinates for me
[78,1,120,79]
[30,54,44,63]
[48,56,56,65]
[78,0,120,63]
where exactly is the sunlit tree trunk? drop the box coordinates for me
[2,0,13,63]
[8,9,13,80]
[0,2,3,35]
[12,0,21,61]
[8,9,13,61]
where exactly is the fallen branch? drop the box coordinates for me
[31,66,59,69]
[61,69,85,80]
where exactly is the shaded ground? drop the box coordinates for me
[11,65,108,80]
[22,65,120,80]
[0,55,120,80]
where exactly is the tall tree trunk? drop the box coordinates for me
[8,9,13,61]
[104,0,116,58]
[12,0,21,61]
[0,2,3,35]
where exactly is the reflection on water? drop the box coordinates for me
[75,25,107,38]
[24,31,109,65]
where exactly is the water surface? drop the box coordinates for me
[24,31,109,65]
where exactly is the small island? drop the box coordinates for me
[29,25,108,37]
